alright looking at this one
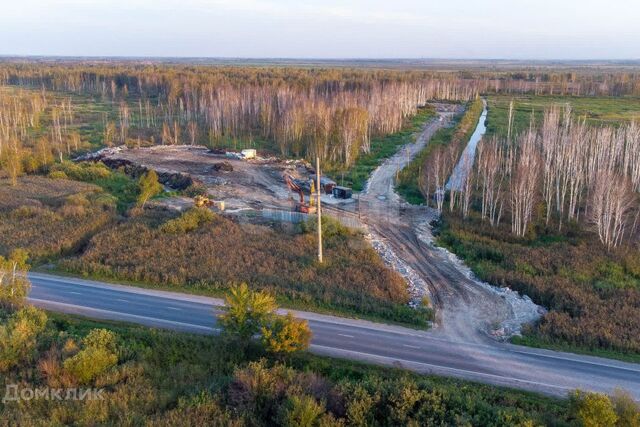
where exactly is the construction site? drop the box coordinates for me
[85,145,356,217]
[78,102,542,345]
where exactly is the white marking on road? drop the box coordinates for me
[28,274,640,378]
[167,306,182,311]
[403,344,420,349]
[509,349,640,373]
[67,291,82,295]
[310,344,573,393]
[338,334,354,338]
[28,298,218,333]
[116,299,129,303]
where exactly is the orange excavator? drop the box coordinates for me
[284,173,316,214]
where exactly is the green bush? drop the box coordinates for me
[280,395,326,427]
[48,162,139,211]
[63,328,119,384]
[159,207,216,234]
[569,390,618,427]
[48,170,69,180]
[0,306,48,372]
[50,162,112,182]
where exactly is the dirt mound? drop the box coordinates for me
[212,162,234,172]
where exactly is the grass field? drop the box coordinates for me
[0,177,115,260]
[486,94,640,139]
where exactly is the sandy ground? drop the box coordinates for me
[359,104,543,343]
[102,145,308,210]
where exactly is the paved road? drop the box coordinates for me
[29,272,640,399]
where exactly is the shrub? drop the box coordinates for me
[159,207,215,234]
[48,170,69,180]
[184,182,209,197]
[0,306,48,371]
[262,313,312,355]
[50,162,112,182]
[611,389,640,427]
[280,395,326,427]
[63,329,119,384]
[569,390,618,427]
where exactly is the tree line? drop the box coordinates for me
[426,103,640,249]
[0,87,82,185]
[3,62,640,181]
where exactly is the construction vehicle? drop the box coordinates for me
[194,195,225,211]
[283,173,316,214]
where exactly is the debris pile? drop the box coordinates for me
[212,162,234,172]
[365,231,433,309]
[415,220,544,338]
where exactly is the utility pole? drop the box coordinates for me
[316,156,323,263]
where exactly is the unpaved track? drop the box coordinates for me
[360,106,536,344]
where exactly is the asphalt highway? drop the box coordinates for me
[29,272,640,399]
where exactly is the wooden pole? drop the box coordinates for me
[316,156,323,263]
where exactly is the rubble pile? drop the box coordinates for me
[365,231,433,309]
[415,220,545,338]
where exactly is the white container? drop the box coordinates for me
[241,149,257,159]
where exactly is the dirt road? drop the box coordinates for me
[360,106,541,343]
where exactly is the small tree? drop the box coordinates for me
[219,283,277,342]
[280,395,325,427]
[63,329,119,384]
[570,390,618,427]
[137,170,162,207]
[261,313,312,355]
[0,249,31,310]
[219,285,311,356]
[0,306,48,372]
[611,389,640,427]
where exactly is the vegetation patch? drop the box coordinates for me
[485,95,640,139]
[60,210,427,326]
[326,106,436,191]
[397,98,484,204]
[0,177,115,261]
[0,307,582,427]
[437,211,640,360]
[49,161,139,212]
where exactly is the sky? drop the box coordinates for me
[1,0,639,59]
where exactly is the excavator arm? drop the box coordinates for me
[283,173,304,204]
